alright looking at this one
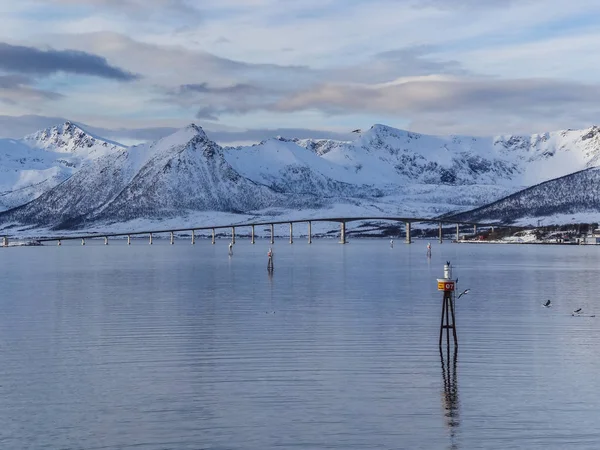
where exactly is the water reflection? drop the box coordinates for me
[440,345,460,449]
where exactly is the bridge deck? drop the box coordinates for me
[28,216,518,242]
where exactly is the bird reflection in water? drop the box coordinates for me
[440,345,460,449]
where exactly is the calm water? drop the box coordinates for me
[1,239,600,449]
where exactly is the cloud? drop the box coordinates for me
[195,106,220,121]
[0,75,63,104]
[270,75,600,135]
[180,83,261,95]
[0,42,139,81]
[276,76,600,114]
[36,0,201,18]
[0,75,32,89]
[333,46,468,84]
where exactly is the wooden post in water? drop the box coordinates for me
[405,222,412,244]
[127,235,131,245]
[251,225,255,244]
[267,247,274,272]
[270,224,274,245]
[340,221,346,244]
[308,221,312,244]
[438,262,458,348]
[289,223,293,244]
[170,232,174,245]
[149,233,153,245]
[231,227,236,245]
[105,236,109,245]
[439,222,443,244]
[212,228,215,245]
[191,230,195,245]
[81,238,85,246]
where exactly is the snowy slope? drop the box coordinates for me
[0,121,124,210]
[445,167,600,225]
[224,138,383,198]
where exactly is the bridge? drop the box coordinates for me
[2,216,515,247]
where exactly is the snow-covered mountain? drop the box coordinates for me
[2,121,600,233]
[294,124,600,188]
[0,125,312,229]
[0,121,124,210]
[444,166,600,226]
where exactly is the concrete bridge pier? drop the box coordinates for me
[405,222,412,244]
[340,221,346,244]
[308,221,312,244]
[289,223,293,244]
[270,224,274,244]
[191,230,195,245]
[170,232,174,245]
[81,238,85,246]
[149,233,153,245]
[212,228,215,245]
[127,235,131,245]
[231,227,236,244]
[105,236,109,245]
[456,224,460,242]
[438,222,443,244]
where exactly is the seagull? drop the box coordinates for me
[457,289,470,299]
[573,308,582,314]
[542,300,552,307]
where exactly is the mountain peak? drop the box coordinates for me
[184,123,207,138]
[23,121,124,153]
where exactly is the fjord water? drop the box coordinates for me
[2,239,600,449]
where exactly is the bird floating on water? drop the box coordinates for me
[457,289,470,299]
[542,300,552,307]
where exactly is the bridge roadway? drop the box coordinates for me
[25,216,515,246]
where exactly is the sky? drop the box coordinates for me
[2,0,600,143]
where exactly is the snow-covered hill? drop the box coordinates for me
[2,122,600,233]
[444,167,600,225]
[0,122,124,210]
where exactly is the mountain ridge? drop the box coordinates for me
[2,121,600,232]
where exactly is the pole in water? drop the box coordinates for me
[390,238,394,248]
[438,261,458,348]
[228,241,233,256]
[267,247,274,272]
[427,242,432,258]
